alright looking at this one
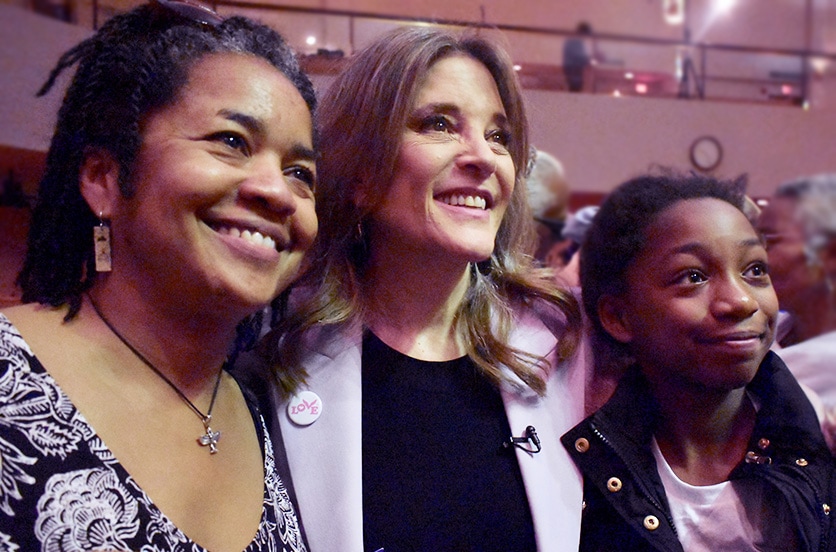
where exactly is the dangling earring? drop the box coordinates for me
[351,219,369,265]
[94,213,112,272]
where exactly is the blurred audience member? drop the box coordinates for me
[562,22,595,92]
[555,205,599,288]
[758,173,836,424]
[526,148,571,265]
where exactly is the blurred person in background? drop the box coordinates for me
[555,205,599,289]
[758,173,836,434]
[526,148,571,267]
[562,22,596,93]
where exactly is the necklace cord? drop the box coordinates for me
[85,293,224,425]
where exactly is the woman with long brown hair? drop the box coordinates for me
[255,25,586,552]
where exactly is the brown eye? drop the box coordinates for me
[210,132,251,155]
[285,166,316,189]
[745,262,769,278]
[420,115,452,133]
[686,270,706,284]
[675,269,707,286]
[487,129,511,147]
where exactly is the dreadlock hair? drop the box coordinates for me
[17,2,316,319]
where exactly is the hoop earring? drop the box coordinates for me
[94,213,112,272]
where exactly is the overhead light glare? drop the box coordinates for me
[715,0,736,15]
[811,57,829,75]
[663,0,684,25]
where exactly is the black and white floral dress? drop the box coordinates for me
[0,314,307,552]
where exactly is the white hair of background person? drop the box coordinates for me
[778,173,836,268]
[526,149,569,221]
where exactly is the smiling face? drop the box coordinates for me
[367,54,515,266]
[109,53,317,314]
[601,198,778,394]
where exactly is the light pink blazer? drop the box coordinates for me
[266,311,587,552]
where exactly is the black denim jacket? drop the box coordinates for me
[561,352,836,552]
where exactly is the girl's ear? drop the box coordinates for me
[598,294,634,344]
[79,148,121,218]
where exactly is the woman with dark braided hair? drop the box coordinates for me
[0,1,316,549]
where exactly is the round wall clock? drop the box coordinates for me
[689,135,723,172]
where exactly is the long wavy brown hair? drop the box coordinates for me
[261,25,581,396]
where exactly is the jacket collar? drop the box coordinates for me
[589,351,831,466]
[744,351,831,462]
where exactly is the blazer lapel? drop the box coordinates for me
[502,315,586,552]
[276,327,365,552]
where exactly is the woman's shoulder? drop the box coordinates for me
[2,303,76,360]
[2,302,68,337]
[0,305,37,354]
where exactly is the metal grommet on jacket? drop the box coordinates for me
[575,438,590,453]
[607,477,622,492]
[745,450,772,465]
[643,515,660,531]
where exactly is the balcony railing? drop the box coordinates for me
[28,0,836,107]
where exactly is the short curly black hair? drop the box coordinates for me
[580,170,748,360]
[17,2,316,318]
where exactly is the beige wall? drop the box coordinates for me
[309,71,836,198]
[525,88,836,197]
[0,5,91,153]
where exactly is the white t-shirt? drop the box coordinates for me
[652,438,798,551]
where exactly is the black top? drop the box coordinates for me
[361,330,537,552]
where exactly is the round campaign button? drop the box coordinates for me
[287,390,323,426]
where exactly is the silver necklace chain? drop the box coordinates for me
[87,294,225,454]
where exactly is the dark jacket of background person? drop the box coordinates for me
[562,22,594,92]
[562,351,836,552]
